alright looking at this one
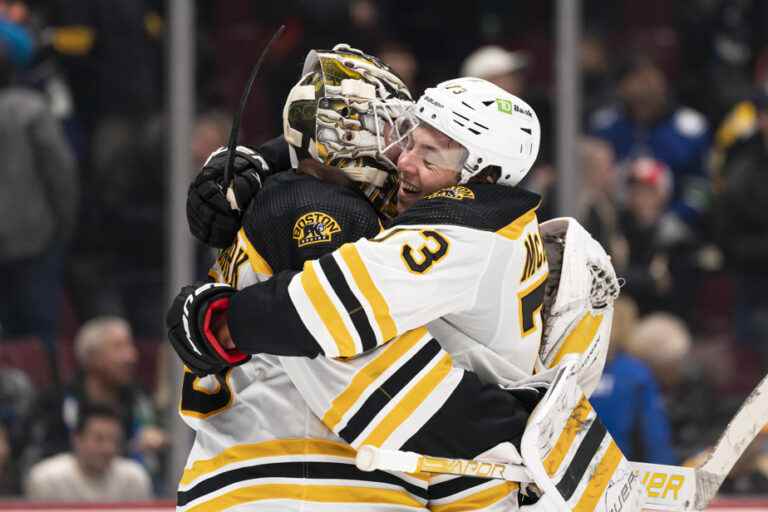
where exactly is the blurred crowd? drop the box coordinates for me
[1,0,768,502]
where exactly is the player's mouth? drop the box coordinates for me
[399,179,421,197]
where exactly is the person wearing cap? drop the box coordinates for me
[616,157,675,313]
[461,45,529,96]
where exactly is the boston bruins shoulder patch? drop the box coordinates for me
[425,185,475,201]
[293,211,342,247]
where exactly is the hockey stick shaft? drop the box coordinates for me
[690,370,768,510]
[355,445,532,482]
[223,24,286,190]
[357,446,694,510]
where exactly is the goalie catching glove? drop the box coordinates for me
[166,281,249,376]
[187,145,269,248]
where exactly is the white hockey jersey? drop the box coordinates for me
[178,178,543,511]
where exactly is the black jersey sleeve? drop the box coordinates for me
[256,136,291,173]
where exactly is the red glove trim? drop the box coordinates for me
[203,297,248,365]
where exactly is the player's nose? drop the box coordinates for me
[396,148,418,176]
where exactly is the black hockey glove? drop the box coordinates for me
[166,281,250,376]
[187,145,269,248]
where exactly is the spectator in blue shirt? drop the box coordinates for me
[591,297,677,464]
[589,54,711,228]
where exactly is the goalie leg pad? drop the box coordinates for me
[520,362,645,512]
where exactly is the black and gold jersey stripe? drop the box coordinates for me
[323,328,429,432]
[178,439,429,511]
[338,338,443,443]
[179,460,428,507]
[428,478,519,512]
[183,483,427,512]
[318,252,378,352]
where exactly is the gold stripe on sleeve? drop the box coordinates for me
[301,260,356,357]
[360,352,453,448]
[339,243,397,343]
[322,327,429,431]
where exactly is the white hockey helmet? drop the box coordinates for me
[414,77,540,186]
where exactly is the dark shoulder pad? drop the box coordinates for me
[242,173,381,272]
[391,183,541,232]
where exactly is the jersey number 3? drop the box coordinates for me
[401,230,449,274]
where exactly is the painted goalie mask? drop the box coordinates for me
[283,44,417,215]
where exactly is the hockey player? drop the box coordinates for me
[171,68,620,509]
[169,46,555,511]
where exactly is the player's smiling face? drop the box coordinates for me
[395,124,465,214]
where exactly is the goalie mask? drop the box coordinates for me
[283,44,416,215]
[410,77,540,187]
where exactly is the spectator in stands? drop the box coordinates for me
[576,137,626,263]
[377,40,418,92]
[714,92,768,363]
[21,317,167,484]
[591,297,677,464]
[624,312,728,462]
[46,0,164,335]
[24,404,152,502]
[461,45,529,97]
[589,53,711,230]
[0,13,77,382]
[618,157,674,313]
[580,32,616,120]
[0,366,34,495]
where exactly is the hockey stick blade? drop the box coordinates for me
[223,24,286,193]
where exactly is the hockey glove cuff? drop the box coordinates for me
[166,281,249,376]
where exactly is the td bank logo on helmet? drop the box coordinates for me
[496,98,533,118]
[293,212,342,247]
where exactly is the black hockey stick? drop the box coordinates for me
[223,24,286,191]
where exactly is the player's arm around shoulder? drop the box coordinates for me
[280,222,496,359]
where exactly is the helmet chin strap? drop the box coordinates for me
[288,145,300,169]
[339,164,390,188]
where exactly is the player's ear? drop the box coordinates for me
[468,165,501,184]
